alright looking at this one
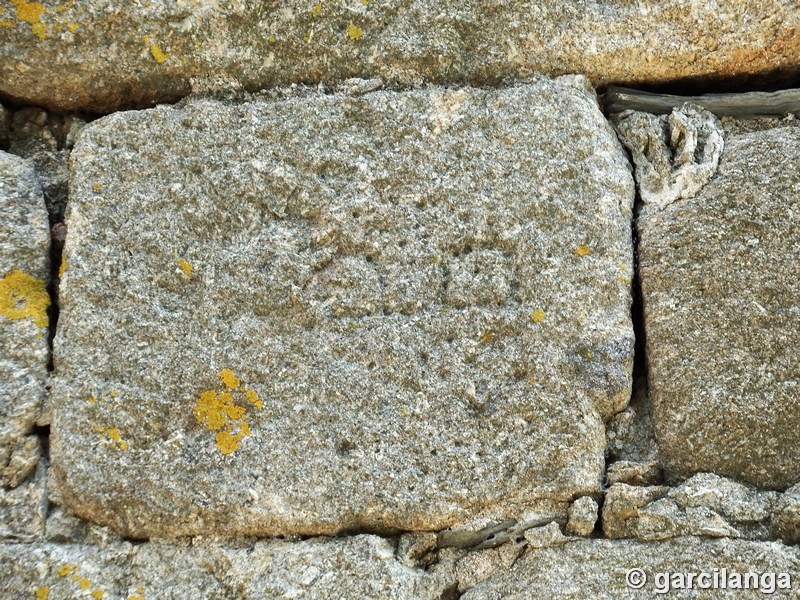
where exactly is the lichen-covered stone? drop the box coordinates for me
[0,535,451,599]
[772,483,800,545]
[0,151,49,489]
[638,125,800,488]
[1,1,798,113]
[462,537,800,598]
[52,77,634,538]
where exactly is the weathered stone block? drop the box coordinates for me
[462,538,800,598]
[1,1,798,112]
[52,77,634,538]
[0,151,49,488]
[638,125,800,489]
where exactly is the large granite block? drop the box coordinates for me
[1,1,797,112]
[52,76,634,537]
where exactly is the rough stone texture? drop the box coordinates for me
[606,376,659,464]
[0,460,46,541]
[638,125,800,489]
[772,483,800,545]
[52,77,635,538]
[0,151,50,490]
[0,535,451,599]
[7,108,86,222]
[1,1,798,112]
[614,104,724,210]
[0,105,8,149]
[566,496,598,537]
[603,475,779,542]
[462,537,800,599]
[606,460,662,487]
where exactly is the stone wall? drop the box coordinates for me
[1,2,799,598]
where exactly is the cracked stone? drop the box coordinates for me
[51,77,634,538]
[638,125,800,489]
[606,460,662,487]
[613,104,723,211]
[772,483,800,545]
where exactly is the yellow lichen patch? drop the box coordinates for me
[58,564,73,577]
[528,377,536,385]
[347,21,363,40]
[91,589,104,599]
[35,587,50,600]
[310,1,323,16]
[149,43,167,64]
[87,395,97,404]
[267,34,276,44]
[195,370,262,454]
[11,0,44,25]
[0,19,14,27]
[529,308,545,323]
[574,244,590,256]
[30,21,45,38]
[78,578,92,591]
[91,182,101,191]
[218,369,240,390]
[68,21,78,32]
[177,258,192,277]
[245,389,263,410]
[618,274,631,285]
[0,270,50,328]
[100,427,129,450]
[59,255,68,278]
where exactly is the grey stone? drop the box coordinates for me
[1,1,798,112]
[0,471,45,541]
[523,521,567,548]
[1,534,452,599]
[606,460,662,487]
[51,78,635,538]
[604,475,779,542]
[772,483,800,545]
[0,151,49,488]
[0,105,8,149]
[8,108,79,222]
[566,496,597,537]
[638,125,800,489]
[605,376,659,464]
[462,538,800,599]
[602,484,669,539]
[614,104,723,211]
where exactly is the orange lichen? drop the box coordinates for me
[0,270,50,328]
[218,369,240,390]
[177,258,192,277]
[529,377,536,385]
[574,244,590,256]
[347,21,363,40]
[0,19,14,27]
[530,308,545,323]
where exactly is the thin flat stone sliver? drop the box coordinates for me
[605,86,800,117]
